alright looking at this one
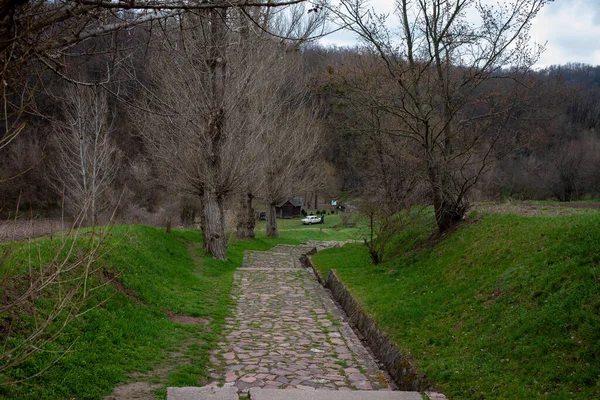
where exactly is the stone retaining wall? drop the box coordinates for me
[305,257,434,392]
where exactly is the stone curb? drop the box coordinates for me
[301,254,436,393]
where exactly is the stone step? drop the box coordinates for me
[167,386,238,400]
[167,386,425,400]
[248,388,424,400]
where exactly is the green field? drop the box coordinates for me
[312,211,600,399]
[0,216,357,399]
[4,210,600,399]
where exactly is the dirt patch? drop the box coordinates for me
[104,382,162,400]
[104,342,196,399]
[104,270,209,325]
[103,270,143,304]
[164,309,209,326]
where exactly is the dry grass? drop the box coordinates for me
[0,219,70,242]
[0,201,183,242]
[472,200,600,217]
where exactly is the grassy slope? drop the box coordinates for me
[312,212,600,399]
[1,216,356,399]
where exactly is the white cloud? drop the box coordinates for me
[531,0,600,66]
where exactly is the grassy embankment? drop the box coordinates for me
[312,210,600,399]
[0,215,357,399]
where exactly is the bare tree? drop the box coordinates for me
[261,116,324,238]
[331,0,548,232]
[235,191,257,239]
[218,39,327,239]
[133,3,329,250]
[133,14,270,259]
[48,85,121,225]
[0,0,310,71]
[231,4,327,240]
[257,98,325,238]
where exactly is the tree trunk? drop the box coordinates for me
[236,191,256,239]
[197,190,209,254]
[429,163,465,232]
[369,249,380,265]
[265,202,279,238]
[434,199,465,232]
[200,7,228,260]
[90,194,96,226]
[203,188,227,260]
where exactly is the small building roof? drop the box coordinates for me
[290,197,304,207]
[277,197,304,208]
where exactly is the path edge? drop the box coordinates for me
[303,255,437,394]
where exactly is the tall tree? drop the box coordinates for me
[332,0,548,231]
[233,4,327,240]
[134,14,279,258]
[201,8,229,259]
[256,91,324,238]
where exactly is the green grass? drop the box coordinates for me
[312,211,600,399]
[255,214,359,239]
[1,216,358,399]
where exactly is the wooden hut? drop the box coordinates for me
[275,198,303,219]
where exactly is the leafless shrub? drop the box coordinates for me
[339,211,356,228]
[358,200,427,265]
[358,173,427,265]
[0,211,113,383]
[541,136,600,202]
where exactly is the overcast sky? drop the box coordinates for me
[319,0,600,68]
[532,0,600,67]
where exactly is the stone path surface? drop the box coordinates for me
[211,242,395,393]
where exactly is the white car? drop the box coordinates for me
[301,215,322,225]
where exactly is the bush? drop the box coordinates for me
[301,209,307,217]
[180,195,200,228]
[339,212,356,228]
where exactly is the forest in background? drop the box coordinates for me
[3,0,599,250]
[3,47,600,218]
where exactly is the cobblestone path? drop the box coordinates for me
[211,243,393,394]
